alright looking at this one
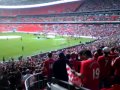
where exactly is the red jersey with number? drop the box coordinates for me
[80,59,100,90]
[97,56,112,79]
[44,59,54,76]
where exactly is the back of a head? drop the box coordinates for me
[66,54,71,60]
[78,50,86,60]
[48,52,52,58]
[79,50,85,56]
[97,48,103,56]
[111,47,116,52]
[59,52,65,59]
[83,50,93,59]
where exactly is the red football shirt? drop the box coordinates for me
[74,61,81,73]
[113,56,120,76]
[44,59,54,76]
[110,52,119,60]
[97,55,112,79]
[80,59,100,90]
[70,60,81,72]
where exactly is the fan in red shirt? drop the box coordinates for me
[112,56,120,84]
[69,53,81,73]
[93,48,103,60]
[80,49,100,90]
[97,47,113,88]
[109,47,119,78]
[110,47,119,60]
[43,52,54,81]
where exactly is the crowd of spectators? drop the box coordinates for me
[0,24,119,39]
[47,24,120,38]
[0,23,120,89]
[78,0,120,12]
[0,13,120,23]
[0,0,120,90]
[0,0,120,22]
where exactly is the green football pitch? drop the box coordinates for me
[0,32,94,60]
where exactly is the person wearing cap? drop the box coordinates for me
[97,47,113,88]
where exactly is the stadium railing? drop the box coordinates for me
[24,72,47,90]
[47,77,90,90]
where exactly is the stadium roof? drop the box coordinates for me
[0,0,81,9]
[0,0,58,5]
[0,0,80,6]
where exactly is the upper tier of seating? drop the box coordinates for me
[77,0,120,12]
[0,12,120,23]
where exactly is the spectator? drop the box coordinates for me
[53,52,69,81]
[0,72,10,90]
[112,56,120,84]
[80,49,100,90]
[97,47,113,88]
[93,48,103,60]
[43,52,55,81]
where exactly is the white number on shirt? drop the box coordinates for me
[93,68,100,80]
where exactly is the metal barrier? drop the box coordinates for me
[24,73,47,90]
[25,74,90,90]
[47,77,90,90]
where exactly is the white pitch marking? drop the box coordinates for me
[0,36,21,39]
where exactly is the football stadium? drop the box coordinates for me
[0,0,120,90]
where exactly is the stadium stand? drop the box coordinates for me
[77,0,120,12]
[0,24,119,39]
[1,0,120,90]
[0,0,81,16]
[0,31,120,90]
[0,11,120,23]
